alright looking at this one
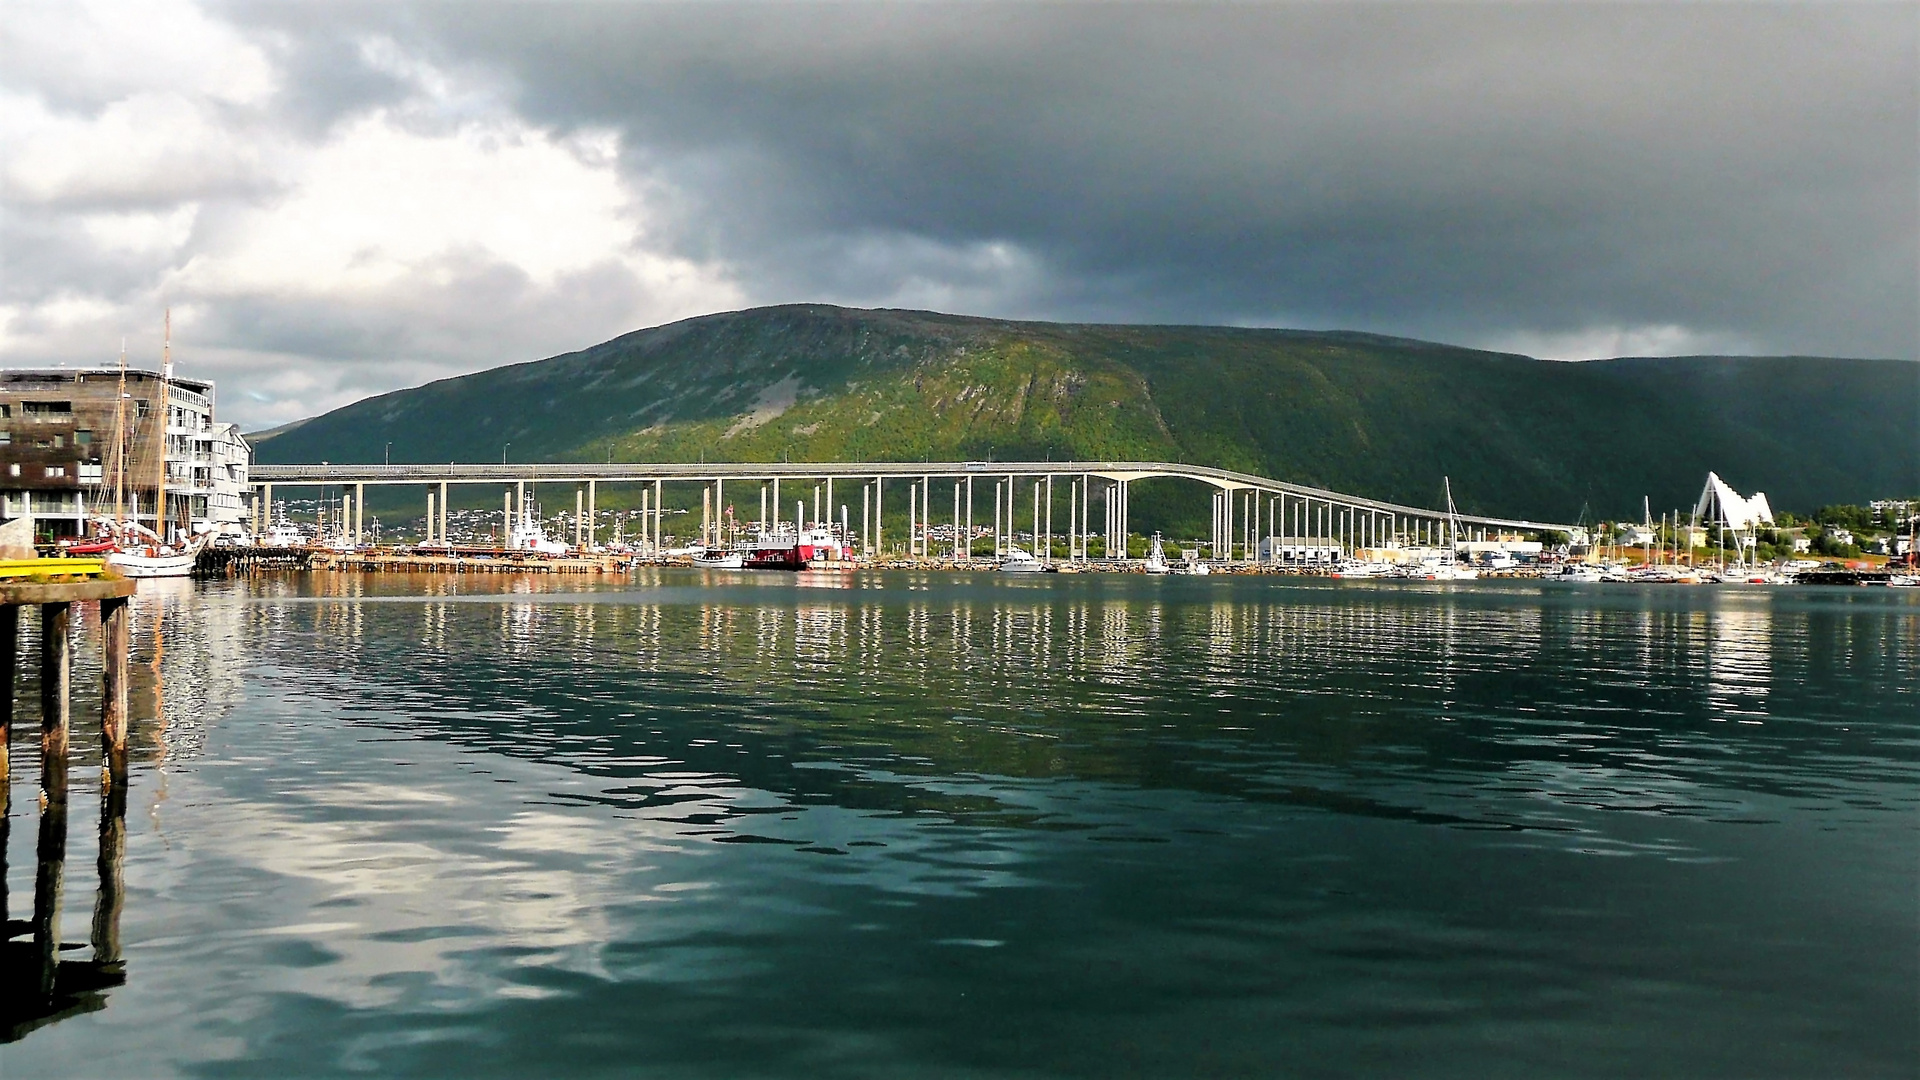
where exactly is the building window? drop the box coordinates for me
[51,434,64,449]
[0,431,9,445]
[0,405,9,417]
[7,464,18,477]
[43,465,64,478]
[75,430,92,445]
[23,401,73,417]
[135,400,150,418]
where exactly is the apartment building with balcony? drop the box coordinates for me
[0,368,252,540]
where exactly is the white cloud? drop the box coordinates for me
[0,89,274,206]
[81,204,200,255]
[0,0,277,108]
[176,111,675,294]
[0,5,742,429]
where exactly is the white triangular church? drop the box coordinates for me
[1694,472,1774,530]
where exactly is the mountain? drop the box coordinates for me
[252,305,1918,525]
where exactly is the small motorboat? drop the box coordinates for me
[694,550,746,569]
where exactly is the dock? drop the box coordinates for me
[0,560,135,1040]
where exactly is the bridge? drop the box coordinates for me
[246,460,1575,560]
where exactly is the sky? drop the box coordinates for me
[2,0,1914,430]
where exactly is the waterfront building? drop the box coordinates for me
[0,368,251,540]
[1258,536,1342,563]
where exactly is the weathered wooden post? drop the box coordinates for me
[101,595,130,774]
[34,748,69,1001]
[1,604,17,785]
[92,779,127,966]
[41,601,71,759]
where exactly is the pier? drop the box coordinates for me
[0,560,135,1040]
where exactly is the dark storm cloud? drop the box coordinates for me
[229,1,1916,359]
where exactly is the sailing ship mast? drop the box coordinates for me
[111,337,129,527]
[1643,497,1653,568]
[1442,477,1461,565]
[152,309,173,542]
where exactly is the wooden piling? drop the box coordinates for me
[101,596,130,769]
[91,780,127,965]
[33,751,68,1000]
[40,601,70,760]
[1,604,16,786]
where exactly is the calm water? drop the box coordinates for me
[2,572,1915,1077]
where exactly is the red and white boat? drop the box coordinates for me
[741,527,847,571]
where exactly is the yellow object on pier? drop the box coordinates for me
[0,558,109,580]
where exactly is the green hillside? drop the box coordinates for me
[254,305,1917,526]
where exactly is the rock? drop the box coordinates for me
[0,516,35,559]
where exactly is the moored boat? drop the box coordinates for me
[742,526,844,571]
[998,548,1048,573]
[1143,533,1171,574]
[104,532,208,578]
[1331,558,1391,578]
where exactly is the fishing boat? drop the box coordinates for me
[742,544,807,570]
[743,526,842,571]
[1172,558,1211,576]
[694,549,746,569]
[1143,533,1172,574]
[507,502,569,555]
[259,522,306,547]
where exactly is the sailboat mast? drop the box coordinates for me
[112,337,129,526]
[153,309,173,541]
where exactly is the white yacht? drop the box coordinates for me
[1331,558,1390,578]
[999,548,1048,573]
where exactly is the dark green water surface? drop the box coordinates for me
[3,571,1915,1077]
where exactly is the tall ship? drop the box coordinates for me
[59,314,209,578]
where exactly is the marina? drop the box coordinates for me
[0,570,1912,1072]
[215,461,1914,587]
